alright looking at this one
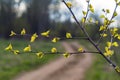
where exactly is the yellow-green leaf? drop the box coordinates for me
[10,31,16,36]
[5,43,13,51]
[36,52,44,58]
[66,2,72,8]
[52,37,60,43]
[82,11,87,16]
[21,28,26,35]
[30,33,38,42]
[112,42,119,47]
[51,47,57,53]
[115,66,120,73]
[100,15,105,18]
[63,52,70,58]
[41,30,50,37]
[66,32,72,39]
[23,45,31,52]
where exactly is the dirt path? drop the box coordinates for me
[14,42,93,80]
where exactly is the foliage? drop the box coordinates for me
[3,0,120,75]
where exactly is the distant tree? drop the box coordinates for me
[25,0,52,34]
[0,0,17,38]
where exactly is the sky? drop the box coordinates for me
[15,0,26,17]
[60,0,120,18]
[55,0,120,26]
[17,0,120,17]
[80,0,120,18]
[17,0,120,26]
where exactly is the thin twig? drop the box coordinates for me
[96,4,118,46]
[14,51,99,55]
[83,0,90,25]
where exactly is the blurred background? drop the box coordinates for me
[0,0,120,80]
[0,0,120,39]
[0,0,115,39]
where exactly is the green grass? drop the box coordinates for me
[78,40,120,80]
[0,39,62,80]
[85,55,120,80]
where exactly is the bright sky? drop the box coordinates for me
[60,0,119,17]
[15,0,26,17]
[17,0,120,26]
[81,0,116,10]
[80,0,120,17]
[57,0,120,26]
[79,0,120,26]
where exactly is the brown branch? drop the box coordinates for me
[62,0,117,69]
[13,51,99,55]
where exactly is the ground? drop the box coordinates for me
[14,41,93,80]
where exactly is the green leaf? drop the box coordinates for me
[100,15,105,18]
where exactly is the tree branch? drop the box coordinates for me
[62,0,117,69]
[96,4,118,46]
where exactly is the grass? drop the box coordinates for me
[1,39,120,80]
[0,39,62,80]
[78,40,120,80]
[85,55,120,80]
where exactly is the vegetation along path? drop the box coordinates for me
[14,41,93,80]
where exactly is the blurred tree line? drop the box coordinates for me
[0,0,51,38]
[0,0,100,40]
